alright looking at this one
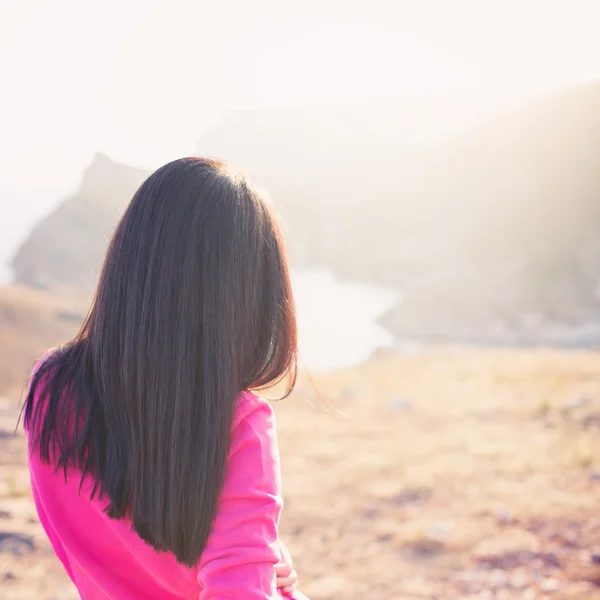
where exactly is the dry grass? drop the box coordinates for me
[1,285,600,598]
[0,285,88,398]
[272,348,600,599]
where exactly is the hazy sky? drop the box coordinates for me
[1,0,600,197]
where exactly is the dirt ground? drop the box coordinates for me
[1,285,600,599]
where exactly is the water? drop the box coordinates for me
[0,226,399,372]
[292,268,398,372]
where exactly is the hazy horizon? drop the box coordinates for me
[0,79,593,276]
[3,0,600,188]
[3,0,600,284]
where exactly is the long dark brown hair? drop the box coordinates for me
[23,157,297,567]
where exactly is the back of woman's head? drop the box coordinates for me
[24,157,297,566]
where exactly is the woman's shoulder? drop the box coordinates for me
[30,347,60,378]
[233,390,273,424]
[22,349,60,438]
[230,391,278,450]
[27,347,60,394]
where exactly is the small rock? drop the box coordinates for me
[489,569,509,589]
[391,487,431,506]
[2,571,16,582]
[0,532,35,556]
[473,530,539,561]
[363,505,378,520]
[583,413,600,429]
[389,398,413,413]
[0,511,11,519]
[591,553,600,565]
[341,385,366,399]
[402,538,445,558]
[426,521,455,541]
[589,471,600,481]
[562,396,590,411]
[495,507,516,525]
[510,569,529,589]
[540,577,559,592]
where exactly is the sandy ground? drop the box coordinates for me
[1,286,600,599]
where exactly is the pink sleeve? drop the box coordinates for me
[197,394,283,599]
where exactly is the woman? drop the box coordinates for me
[23,158,308,599]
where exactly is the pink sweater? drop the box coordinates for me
[26,364,308,600]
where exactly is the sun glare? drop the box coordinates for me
[2,0,600,173]
[242,26,468,108]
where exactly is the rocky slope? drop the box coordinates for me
[11,85,600,345]
[12,156,150,291]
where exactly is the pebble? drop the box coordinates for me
[495,507,516,525]
[562,395,590,411]
[489,569,508,589]
[583,413,600,428]
[341,386,359,399]
[0,532,35,556]
[426,520,455,541]
[509,569,529,589]
[540,578,559,592]
[389,398,413,413]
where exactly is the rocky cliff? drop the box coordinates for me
[12,85,600,345]
[12,155,150,291]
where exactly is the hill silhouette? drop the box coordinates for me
[12,155,150,291]
[11,84,600,345]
